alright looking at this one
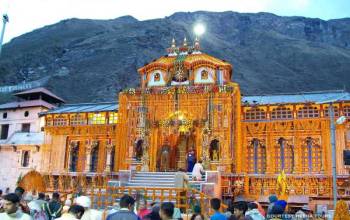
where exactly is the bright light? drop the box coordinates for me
[194,23,205,36]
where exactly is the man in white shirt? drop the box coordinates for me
[192,160,205,181]
[0,193,32,220]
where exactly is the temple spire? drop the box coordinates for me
[183,37,188,47]
[193,36,201,54]
[167,37,178,56]
[171,37,176,48]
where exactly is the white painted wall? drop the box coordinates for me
[194,67,215,84]
[0,107,47,142]
[0,147,42,192]
[0,106,47,191]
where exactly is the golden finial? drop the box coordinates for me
[171,38,176,48]
[183,37,187,47]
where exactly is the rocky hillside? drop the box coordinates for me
[0,11,350,103]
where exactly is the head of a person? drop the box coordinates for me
[68,204,85,219]
[198,160,203,164]
[38,193,45,200]
[191,213,205,220]
[210,198,221,211]
[151,203,160,213]
[0,189,2,197]
[233,201,248,218]
[45,195,50,201]
[23,194,33,203]
[5,187,10,193]
[247,202,258,211]
[119,194,135,210]
[76,196,91,210]
[14,187,25,199]
[268,195,278,204]
[52,192,60,201]
[160,202,174,220]
[3,193,20,214]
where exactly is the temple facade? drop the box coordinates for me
[37,39,350,204]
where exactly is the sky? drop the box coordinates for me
[0,0,350,43]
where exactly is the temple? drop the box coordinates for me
[29,38,350,207]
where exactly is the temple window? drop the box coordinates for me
[324,106,340,117]
[53,115,68,126]
[297,106,320,118]
[343,106,350,117]
[274,138,294,173]
[247,138,266,174]
[154,72,161,82]
[90,142,99,172]
[244,108,266,120]
[70,114,86,126]
[69,142,79,172]
[271,107,293,120]
[201,70,209,80]
[301,137,322,173]
[88,113,106,125]
[209,139,220,161]
[109,112,118,124]
[21,151,30,167]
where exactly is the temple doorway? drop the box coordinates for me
[157,133,196,172]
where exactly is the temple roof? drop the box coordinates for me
[0,100,56,110]
[138,53,232,73]
[42,102,118,115]
[242,90,350,105]
[0,132,44,145]
[15,87,65,104]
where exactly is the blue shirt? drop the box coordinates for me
[210,211,227,220]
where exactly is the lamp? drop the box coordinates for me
[317,94,348,208]
[194,23,205,36]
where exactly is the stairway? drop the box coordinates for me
[95,172,207,209]
[126,171,176,188]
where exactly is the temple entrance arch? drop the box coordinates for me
[156,132,196,171]
[18,170,46,194]
[154,110,199,171]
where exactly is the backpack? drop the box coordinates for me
[43,202,62,220]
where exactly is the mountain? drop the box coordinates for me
[0,11,350,103]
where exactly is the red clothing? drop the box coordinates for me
[20,201,30,214]
[138,208,151,219]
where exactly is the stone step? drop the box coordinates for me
[134,171,176,175]
[126,183,175,187]
[133,174,175,178]
[130,179,174,183]
[133,175,175,179]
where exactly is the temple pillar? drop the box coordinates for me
[104,144,114,173]
[294,136,302,174]
[266,130,274,174]
[84,145,92,173]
